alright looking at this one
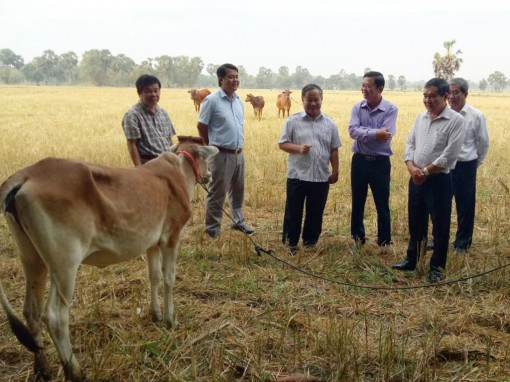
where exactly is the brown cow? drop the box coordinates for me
[0,137,218,382]
[276,89,292,118]
[245,94,265,121]
[188,88,211,112]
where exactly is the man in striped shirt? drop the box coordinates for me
[279,84,341,255]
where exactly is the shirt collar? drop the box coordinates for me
[299,111,323,121]
[361,98,387,111]
[138,101,159,114]
[219,88,239,101]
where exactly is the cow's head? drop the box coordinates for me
[245,94,254,102]
[187,89,197,99]
[171,136,218,184]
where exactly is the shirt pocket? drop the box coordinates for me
[318,129,331,144]
[433,129,449,151]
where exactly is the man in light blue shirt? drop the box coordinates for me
[197,63,254,238]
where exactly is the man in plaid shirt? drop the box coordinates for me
[122,74,176,166]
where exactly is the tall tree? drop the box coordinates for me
[291,66,313,88]
[237,65,255,88]
[487,71,507,92]
[206,63,219,86]
[59,51,79,84]
[432,40,463,80]
[109,54,136,86]
[30,50,61,84]
[79,49,113,86]
[21,62,43,84]
[479,78,488,91]
[388,75,396,91]
[0,48,24,84]
[0,48,24,69]
[398,75,407,91]
[154,55,174,87]
[277,66,291,88]
[255,67,274,89]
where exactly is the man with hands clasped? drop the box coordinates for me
[279,84,341,256]
[392,78,465,283]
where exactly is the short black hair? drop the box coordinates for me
[135,75,161,94]
[424,78,450,96]
[216,63,238,86]
[363,71,385,88]
[301,84,323,98]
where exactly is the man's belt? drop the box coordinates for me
[355,153,388,161]
[216,147,243,154]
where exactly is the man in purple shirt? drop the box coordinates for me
[348,71,398,247]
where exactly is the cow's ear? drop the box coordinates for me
[170,144,178,153]
[198,146,219,159]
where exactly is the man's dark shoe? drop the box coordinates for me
[428,269,445,283]
[231,223,255,235]
[392,259,416,271]
[353,237,366,246]
[377,240,393,247]
[455,247,467,255]
[303,240,317,248]
[205,228,219,239]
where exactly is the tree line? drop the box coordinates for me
[0,47,508,92]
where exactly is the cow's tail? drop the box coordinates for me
[0,173,40,352]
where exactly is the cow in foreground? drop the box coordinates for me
[276,89,292,118]
[245,94,265,121]
[188,88,211,112]
[0,136,218,382]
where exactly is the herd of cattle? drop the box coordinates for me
[188,88,293,119]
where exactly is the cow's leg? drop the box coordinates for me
[22,260,51,381]
[43,263,83,382]
[6,215,52,380]
[160,241,179,328]
[146,246,162,322]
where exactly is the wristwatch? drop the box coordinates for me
[422,167,429,176]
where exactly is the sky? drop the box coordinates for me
[1,0,509,82]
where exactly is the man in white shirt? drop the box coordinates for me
[392,78,465,283]
[448,78,489,254]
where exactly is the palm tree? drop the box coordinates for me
[432,40,463,80]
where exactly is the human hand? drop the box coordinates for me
[376,128,392,142]
[300,144,312,154]
[409,166,426,185]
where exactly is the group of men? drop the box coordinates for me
[121,65,489,284]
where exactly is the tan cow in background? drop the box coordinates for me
[188,88,211,112]
[0,137,218,382]
[245,94,265,121]
[276,89,292,118]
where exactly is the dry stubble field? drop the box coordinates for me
[1,85,510,381]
